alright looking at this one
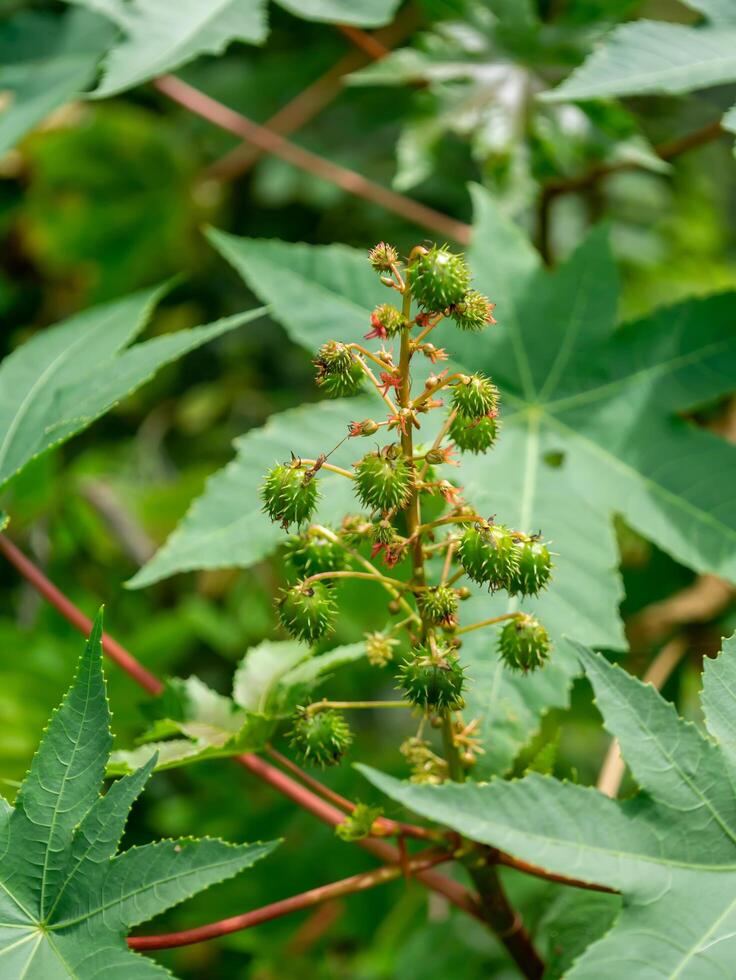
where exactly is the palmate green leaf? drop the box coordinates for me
[65,0,401,99]
[0,9,114,156]
[0,284,265,491]
[359,635,736,977]
[135,185,736,774]
[543,20,736,102]
[111,641,366,774]
[0,613,278,978]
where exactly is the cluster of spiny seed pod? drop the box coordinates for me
[260,241,554,777]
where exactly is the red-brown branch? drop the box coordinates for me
[154,74,470,245]
[0,535,162,696]
[264,745,442,842]
[128,849,451,951]
[205,12,418,182]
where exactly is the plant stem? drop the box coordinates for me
[305,699,412,715]
[455,613,521,636]
[309,525,420,624]
[297,459,354,479]
[128,849,453,951]
[352,353,398,413]
[303,569,412,591]
[264,746,443,842]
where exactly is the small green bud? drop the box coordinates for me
[341,513,372,545]
[416,585,458,626]
[498,614,551,672]
[354,447,413,512]
[289,709,353,768]
[336,802,383,841]
[449,412,499,454]
[398,643,465,711]
[507,539,553,597]
[278,581,337,643]
[409,246,470,311]
[458,522,520,590]
[349,419,379,437]
[369,241,399,272]
[451,290,496,332]
[284,530,346,577]
[261,463,319,529]
[451,374,499,419]
[369,303,406,338]
[314,341,363,398]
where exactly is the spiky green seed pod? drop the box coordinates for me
[416,585,458,626]
[451,290,496,332]
[284,531,346,577]
[498,614,551,672]
[398,645,465,711]
[278,581,337,643]
[369,241,399,272]
[370,303,406,338]
[289,709,353,768]
[314,341,363,398]
[458,522,520,590]
[508,539,553,597]
[409,246,470,311]
[451,374,499,419]
[261,464,318,529]
[354,448,413,512]
[371,519,396,546]
[449,413,499,454]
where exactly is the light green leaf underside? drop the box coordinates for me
[544,22,736,101]
[275,0,402,27]
[682,0,736,24]
[0,10,114,155]
[360,639,736,977]
[111,642,365,773]
[0,283,265,491]
[89,0,268,98]
[0,612,278,978]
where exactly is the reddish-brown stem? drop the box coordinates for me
[128,849,451,951]
[337,24,391,60]
[154,75,471,245]
[204,11,418,182]
[0,535,162,696]
[265,746,443,843]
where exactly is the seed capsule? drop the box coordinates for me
[451,289,497,332]
[314,341,363,398]
[451,374,499,419]
[507,539,552,597]
[416,585,458,626]
[369,241,399,272]
[289,709,353,767]
[277,581,337,643]
[458,522,520,590]
[261,463,318,529]
[409,246,470,311]
[449,413,499,454]
[284,531,346,577]
[398,643,465,711]
[354,447,413,512]
[498,614,551,672]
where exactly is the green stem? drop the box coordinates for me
[455,612,521,636]
[440,711,465,783]
[306,699,412,716]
